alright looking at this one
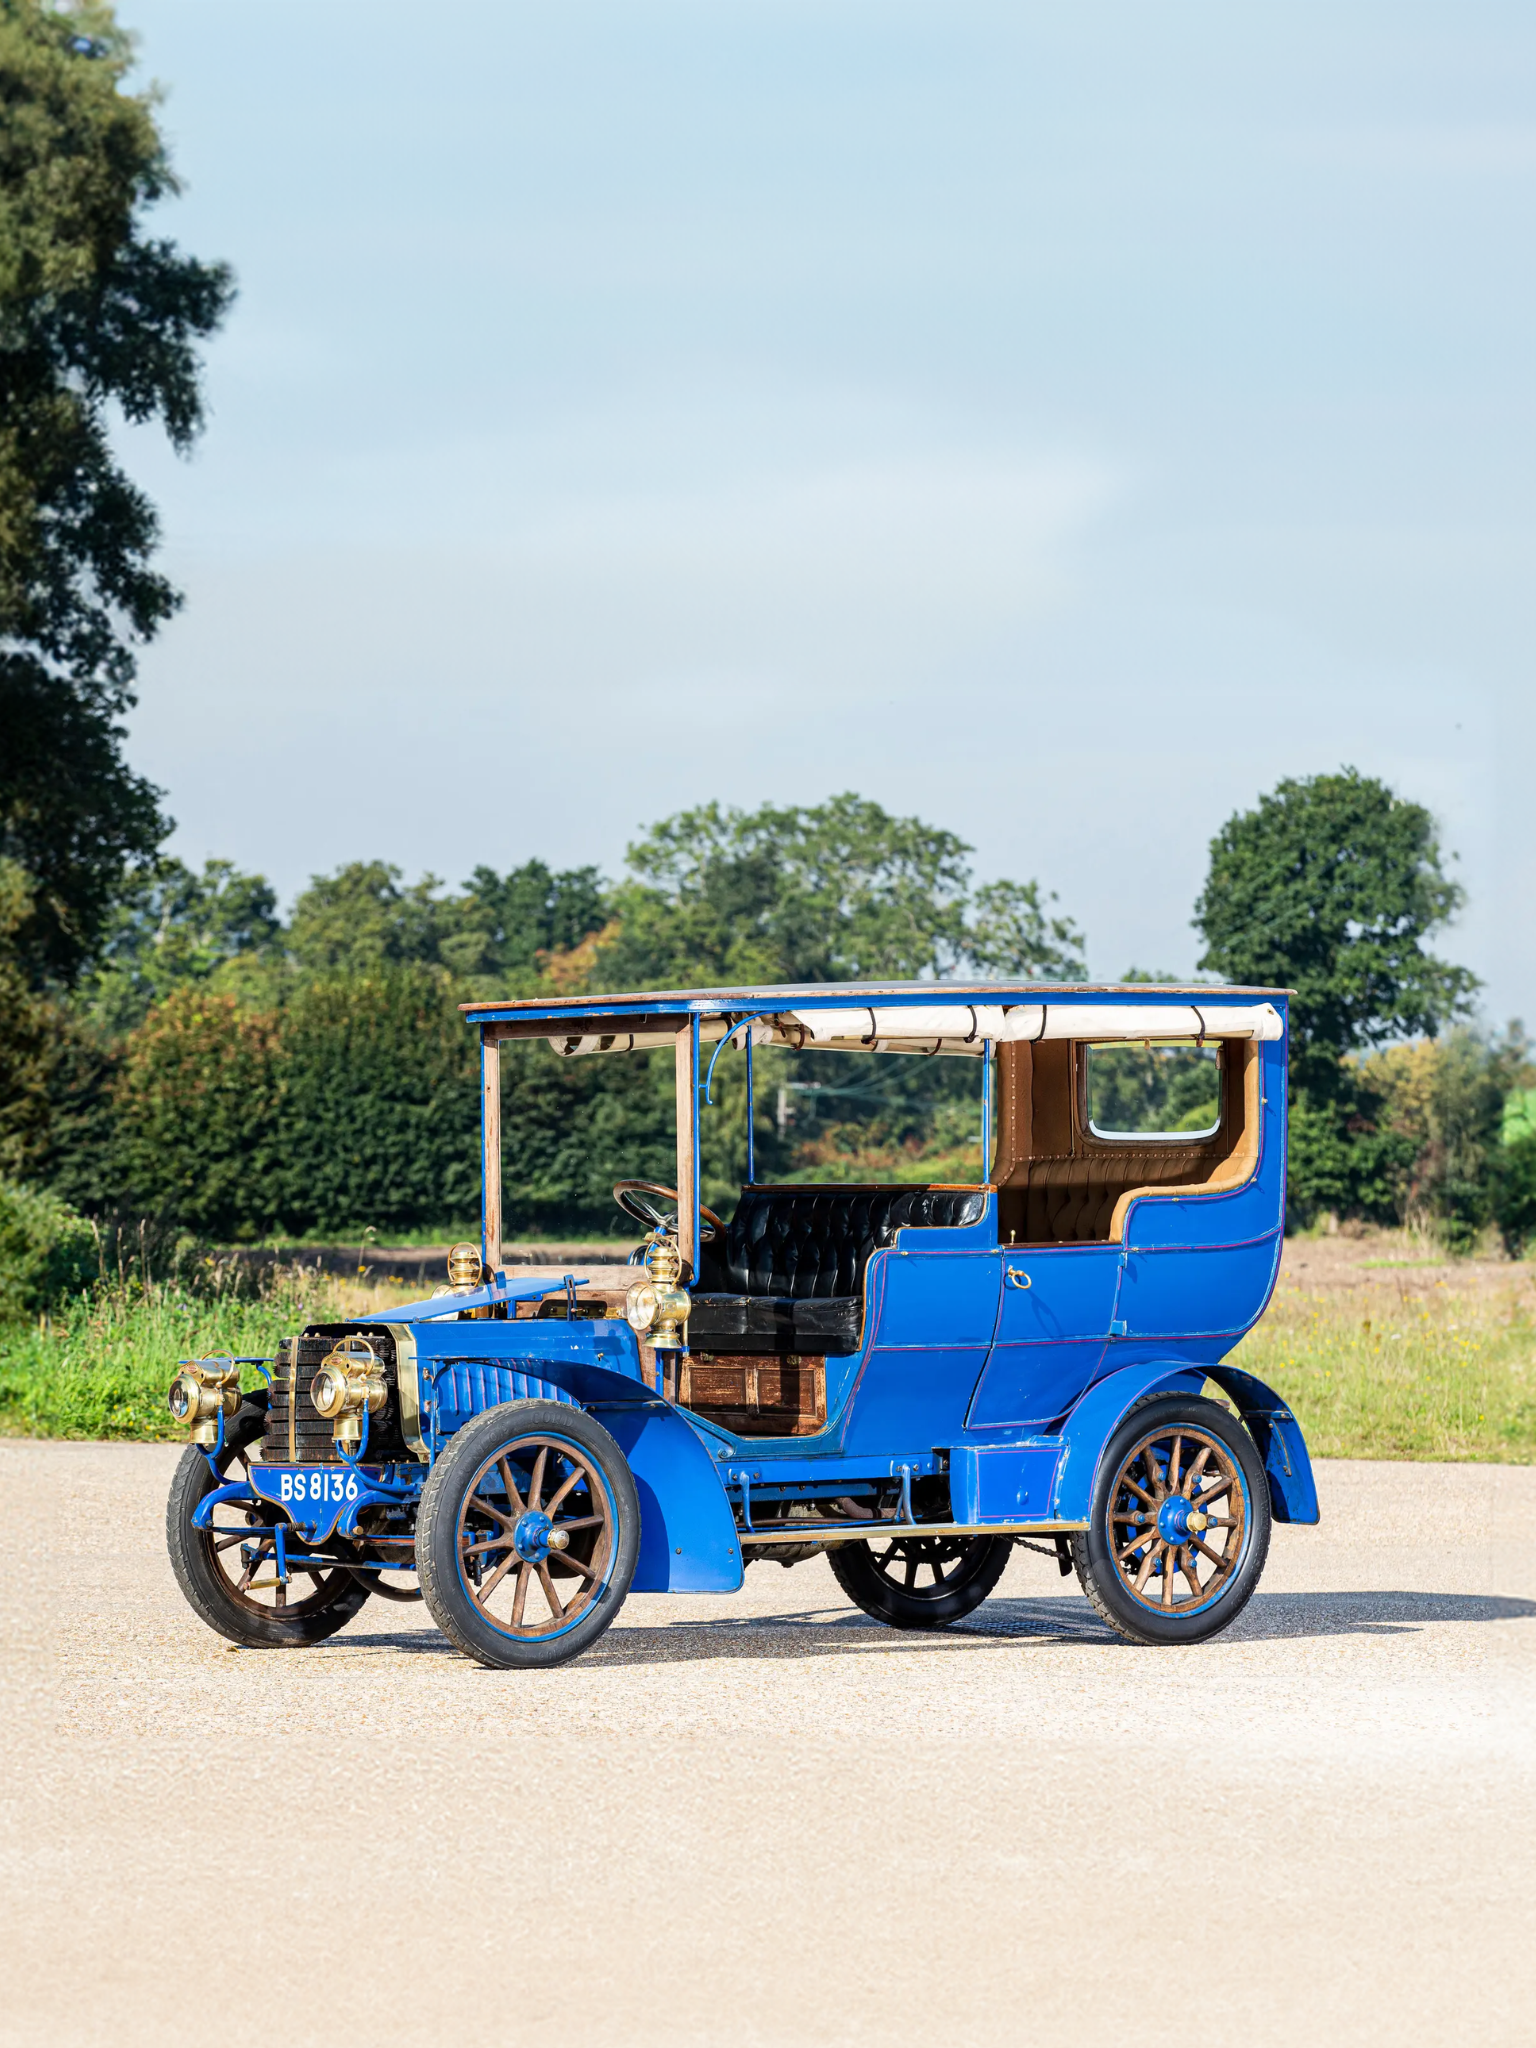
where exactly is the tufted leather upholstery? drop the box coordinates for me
[689,1185,984,1358]
[1005,1151,1209,1244]
[696,1185,988,1299]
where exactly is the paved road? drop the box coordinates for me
[2,1444,1533,2047]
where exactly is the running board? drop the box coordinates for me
[738,1518,1088,1546]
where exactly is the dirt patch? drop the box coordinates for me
[1277,1229,1536,1312]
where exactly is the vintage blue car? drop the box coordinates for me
[166,980,1317,1667]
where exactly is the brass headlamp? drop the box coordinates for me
[309,1335,387,1446]
[625,1234,690,1350]
[167,1355,242,1445]
[446,1241,484,1292]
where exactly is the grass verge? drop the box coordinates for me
[0,1268,394,1442]
[1230,1280,1536,1462]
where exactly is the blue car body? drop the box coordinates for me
[228,980,1316,1606]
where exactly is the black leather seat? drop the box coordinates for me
[689,1185,986,1355]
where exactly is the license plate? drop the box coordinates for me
[250,1464,382,1540]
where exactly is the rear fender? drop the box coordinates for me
[1202,1363,1319,1524]
[1052,1359,1318,1526]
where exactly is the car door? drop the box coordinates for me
[839,1236,1004,1453]
[964,1244,1120,1428]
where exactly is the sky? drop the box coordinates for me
[116,1,1536,1020]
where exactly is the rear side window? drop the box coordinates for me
[1084,1041,1223,1141]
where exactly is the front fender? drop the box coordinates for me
[1051,1359,1318,1526]
[589,1402,744,1593]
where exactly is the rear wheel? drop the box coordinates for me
[416,1401,639,1669]
[1071,1394,1270,1645]
[828,1530,1012,1629]
[166,1399,372,1648]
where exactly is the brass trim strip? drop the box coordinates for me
[387,1324,427,1460]
[738,1518,1087,1546]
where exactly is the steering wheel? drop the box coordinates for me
[612,1181,723,1243]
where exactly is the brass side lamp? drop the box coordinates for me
[624,1233,691,1351]
[167,1355,243,1445]
[309,1335,388,1447]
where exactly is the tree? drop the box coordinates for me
[0,1,233,980]
[0,859,54,1174]
[1193,768,1479,1222]
[286,862,447,977]
[81,856,281,1030]
[112,987,281,1237]
[600,794,983,990]
[965,878,1086,981]
[284,859,607,989]
[1194,769,1476,1091]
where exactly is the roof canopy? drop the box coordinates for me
[459,983,1287,1059]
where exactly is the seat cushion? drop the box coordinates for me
[687,1293,860,1355]
[697,1185,986,1299]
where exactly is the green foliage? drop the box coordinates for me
[500,1040,678,1237]
[0,2,232,984]
[283,858,604,993]
[600,794,974,987]
[0,653,166,984]
[0,0,234,689]
[1286,1078,1416,1229]
[272,969,480,1236]
[109,968,485,1239]
[1357,1029,1527,1250]
[14,792,1093,1241]
[0,1254,349,1437]
[1494,1136,1536,1257]
[111,987,280,1237]
[0,1174,94,1318]
[81,855,281,1031]
[1194,768,1477,1100]
[966,878,1086,980]
[1504,1088,1536,1147]
[1194,768,1483,1227]
[0,857,55,1173]
[450,862,605,984]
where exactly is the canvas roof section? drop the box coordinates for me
[461,979,1291,1024]
[460,982,1291,1056]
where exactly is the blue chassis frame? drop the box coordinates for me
[199,986,1316,1598]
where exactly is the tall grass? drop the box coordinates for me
[0,1256,403,1442]
[1231,1278,1536,1462]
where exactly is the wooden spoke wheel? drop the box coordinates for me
[1072,1394,1271,1645]
[829,1528,1012,1630]
[165,1400,372,1648]
[417,1401,640,1669]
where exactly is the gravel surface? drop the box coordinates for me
[2,1443,1533,2047]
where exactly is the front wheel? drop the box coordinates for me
[828,1530,1012,1629]
[166,1399,373,1648]
[1071,1394,1271,1645]
[416,1401,639,1669]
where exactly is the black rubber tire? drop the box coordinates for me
[416,1401,640,1670]
[1071,1393,1271,1646]
[166,1398,373,1648]
[828,1531,1013,1629]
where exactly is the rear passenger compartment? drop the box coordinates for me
[993,1036,1260,1245]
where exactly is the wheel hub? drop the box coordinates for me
[513,1510,554,1562]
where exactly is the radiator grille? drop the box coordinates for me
[260,1324,410,1466]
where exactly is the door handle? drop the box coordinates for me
[1004,1266,1032,1290]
